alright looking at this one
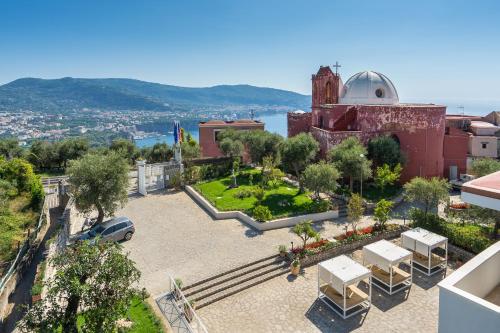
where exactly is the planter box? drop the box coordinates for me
[185,186,339,231]
[300,228,407,267]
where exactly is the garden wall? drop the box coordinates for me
[185,186,339,231]
[300,228,405,267]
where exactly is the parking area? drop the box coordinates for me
[117,190,388,296]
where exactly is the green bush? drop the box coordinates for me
[410,208,493,254]
[233,188,253,199]
[183,166,201,184]
[29,175,45,207]
[169,172,182,190]
[198,161,232,180]
[253,205,272,222]
[308,199,331,213]
[253,187,265,204]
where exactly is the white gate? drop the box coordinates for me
[137,160,181,195]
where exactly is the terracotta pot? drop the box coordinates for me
[32,294,41,303]
[290,264,300,276]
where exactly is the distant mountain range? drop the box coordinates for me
[0,77,310,112]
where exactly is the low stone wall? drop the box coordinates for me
[185,186,339,231]
[447,243,475,262]
[300,227,406,267]
[297,227,476,268]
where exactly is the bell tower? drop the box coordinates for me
[312,65,341,107]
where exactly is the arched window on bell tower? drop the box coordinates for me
[325,81,332,104]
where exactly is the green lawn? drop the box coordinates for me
[194,169,314,219]
[60,297,164,333]
[126,297,165,333]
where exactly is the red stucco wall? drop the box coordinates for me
[199,122,264,163]
[443,127,469,179]
[301,104,447,182]
[287,112,312,137]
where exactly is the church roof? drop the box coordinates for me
[316,66,334,76]
[339,71,399,105]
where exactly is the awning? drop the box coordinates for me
[318,255,371,294]
[461,171,500,211]
[401,228,447,256]
[363,240,412,273]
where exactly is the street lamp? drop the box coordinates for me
[359,153,364,198]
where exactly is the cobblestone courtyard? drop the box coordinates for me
[114,190,443,332]
[197,247,451,333]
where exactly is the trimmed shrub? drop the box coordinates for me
[253,205,272,222]
[233,188,253,199]
[308,199,331,213]
[410,208,493,254]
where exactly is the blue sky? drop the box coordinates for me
[1,0,499,106]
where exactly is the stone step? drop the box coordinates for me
[182,254,279,292]
[195,264,290,309]
[184,256,286,298]
[189,260,288,303]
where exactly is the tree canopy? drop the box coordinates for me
[219,137,244,159]
[367,136,404,167]
[110,139,140,165]
[281,133,319,189]
[302,161,340,199]
[404,177,450,216]
[328,137,372,191]
[19,240,140,333]
[141,142,173,163]
[0,138,24,160]
[470,158,500,177]
[67,152,129,224]
[292,220,319,250]
[374,163,402,192]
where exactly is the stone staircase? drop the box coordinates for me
[182,254,289,309]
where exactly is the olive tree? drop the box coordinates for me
[302,161,340,199]
[67,152,129,224]
[328,137,372,191]
[367,135,404,167]
[404,177,450,217]
[281,133,319,191]
[292,220,319,250]
[470,157,500,177]
[19,241,140,333]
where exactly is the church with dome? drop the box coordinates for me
[288,65,454,182]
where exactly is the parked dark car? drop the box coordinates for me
[78,216,135,242]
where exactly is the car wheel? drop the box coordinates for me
[124,232,133,241]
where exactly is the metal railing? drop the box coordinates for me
[156,276,208,333]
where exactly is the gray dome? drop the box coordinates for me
[339,71,399,105]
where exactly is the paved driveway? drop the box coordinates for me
[117,190,388,297]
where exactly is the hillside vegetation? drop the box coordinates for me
[0,77,310,112]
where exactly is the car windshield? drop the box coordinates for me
[88,224,106,237]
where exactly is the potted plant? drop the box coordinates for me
[278,244,287,257]
[184,300,196,323]
[290,258,300,276]
[174,278,183,300]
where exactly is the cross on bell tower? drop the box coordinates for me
[332,61,341,75]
